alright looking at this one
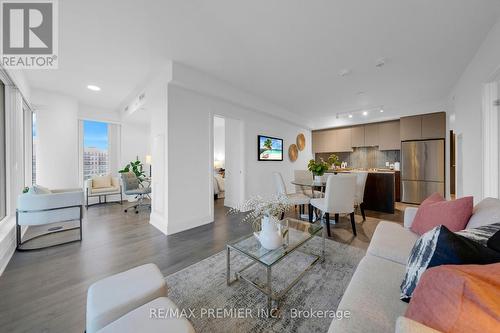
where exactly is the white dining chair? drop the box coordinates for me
[293,170,324,198]
[273,172,312,221]
[310,174,357,237]
[353,171,368,220]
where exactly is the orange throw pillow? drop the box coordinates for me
[405,263,500,333]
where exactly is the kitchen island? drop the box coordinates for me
[326,169,399,214]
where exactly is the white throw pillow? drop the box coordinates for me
[92,175,112,189]
[466,197,500,229]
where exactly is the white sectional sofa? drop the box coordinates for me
[328,198,500,333]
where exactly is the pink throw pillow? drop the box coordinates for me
[410,193,473,235]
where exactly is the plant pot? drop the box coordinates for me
[314,175,324,183]
[254,215,283,250]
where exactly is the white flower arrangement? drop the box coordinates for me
[228,194,293,230]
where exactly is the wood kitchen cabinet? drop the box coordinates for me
[312,128,352,153]
[364,124,380,146]
[379,121,400,150]
[312,130,331,153]
[421,112,446,139]
[400,115,422,141]
[351,126,365,147]
[335,127,352,152]
[312,119,406,152]
[400,112,446,141]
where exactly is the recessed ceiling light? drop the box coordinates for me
[339,69,352,77]
[362,111,368,116]
[87,85,101,91]
[380,108,384,113]
[375,58,386,68]
[348,114,353,118]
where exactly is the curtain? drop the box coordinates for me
[108,123,121,176]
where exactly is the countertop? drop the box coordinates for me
[325,168,399,174]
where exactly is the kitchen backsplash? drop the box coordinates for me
[316,147,400,169]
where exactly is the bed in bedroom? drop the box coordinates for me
[214,174,225,199]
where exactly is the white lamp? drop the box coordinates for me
[214,159,223,169]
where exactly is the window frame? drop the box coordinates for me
[0,80,6,222]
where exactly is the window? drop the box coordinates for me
[0,81,5,221]
[83,120,109,180]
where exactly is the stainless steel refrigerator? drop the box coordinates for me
[401,139,445,204]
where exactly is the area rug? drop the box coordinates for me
[165,237,365,333]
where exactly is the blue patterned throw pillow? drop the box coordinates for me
[400,224,500,302]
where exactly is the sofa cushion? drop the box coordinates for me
[86,263,167,333]
[91,187,121,194]
[328,255,408,333]
[93,175,112,189]
[467,197,500,229]
[97,297,195,333]
[400,225,500,301]
[395,317,441,333]
[405,263,500,333]
[410,194,473,235]
[367,221,419,265]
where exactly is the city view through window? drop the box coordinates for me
[83,120,109,180]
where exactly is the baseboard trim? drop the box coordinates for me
[149,212,168,235]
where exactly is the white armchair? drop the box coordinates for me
[17,187,84,251]
[85,175,122,208]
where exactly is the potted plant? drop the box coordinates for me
[308,158,329,183]
[119,159,146,181]
[229,195,292,250]
[327,154,342,170]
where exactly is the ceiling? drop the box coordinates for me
[24,0,500,128]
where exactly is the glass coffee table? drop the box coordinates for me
[226,218,325,314]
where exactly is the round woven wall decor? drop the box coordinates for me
[296,133,306,151]
[288,144,299,162]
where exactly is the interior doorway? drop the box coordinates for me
[212,115,244,210]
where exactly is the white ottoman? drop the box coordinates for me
[97,297,196,333]
[86,263,167,333]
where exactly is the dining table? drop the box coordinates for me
[290,179,327,221]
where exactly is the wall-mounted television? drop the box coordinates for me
[258,135,283,161]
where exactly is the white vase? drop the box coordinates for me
[254,215,283,250]
[314,175,323,183]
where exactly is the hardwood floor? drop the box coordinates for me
[0,199,407,333]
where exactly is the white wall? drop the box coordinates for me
[32,90,80,189]
[32,89,151,188]
[79,104,121,124]
[121,122,150,171]
[449,16,500,202]
[213,116,225,167]
[161,63,312,235]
